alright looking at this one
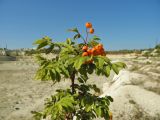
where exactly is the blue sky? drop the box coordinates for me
[0,0,160,50]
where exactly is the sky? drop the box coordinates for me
[0,0,160,50]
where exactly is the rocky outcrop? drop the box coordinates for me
[101,69,160,120]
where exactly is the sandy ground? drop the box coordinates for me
[0,54,160,120]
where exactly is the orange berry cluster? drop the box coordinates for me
[82,44,106,57]
[85,22,94,34]
[82,44,106,64]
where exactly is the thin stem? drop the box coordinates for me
[70,71,76,94]
[81,35,87,44]
[78,31,86,44]
[69,71,76,119]
[85,28,89,44]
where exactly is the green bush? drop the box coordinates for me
[32,23,126,120]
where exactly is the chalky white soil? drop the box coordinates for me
[0,55,160,120]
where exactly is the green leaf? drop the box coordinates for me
[93,56,110,69]
[114,62,126,68]
[80,74,88,83]
[88,40,99,47]
[78,77,84,83]
[90,84,100,93]
[60,66,70,78]
[91,35,101,41]
[87,64,95,74]
[97,57,105,69]
[95,68,102,76]
[59,96,75,111]
[81,97,85,107]
[111,63,119,74]
[73,34,81,40]
[102,56,110,63]
[95,107,102,116]
[45,44,54,54]
[85,104,93,112]
[68,28,79,33]
[33,36,51,45]
[49,69,56,81]
[79,65,88,76]
[56,67,62,73]
[66,38,72,44]
[104,65,110,77]
[43,36,52,41]
[74,56,90,70]
[55,70,61,82]
[37,41,48,49]
[106,96,113,102]
[33,39,44,45]
[31,111,43,120]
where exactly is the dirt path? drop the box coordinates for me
[0,56,160,120]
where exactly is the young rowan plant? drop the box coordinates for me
[31,22,126,120]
